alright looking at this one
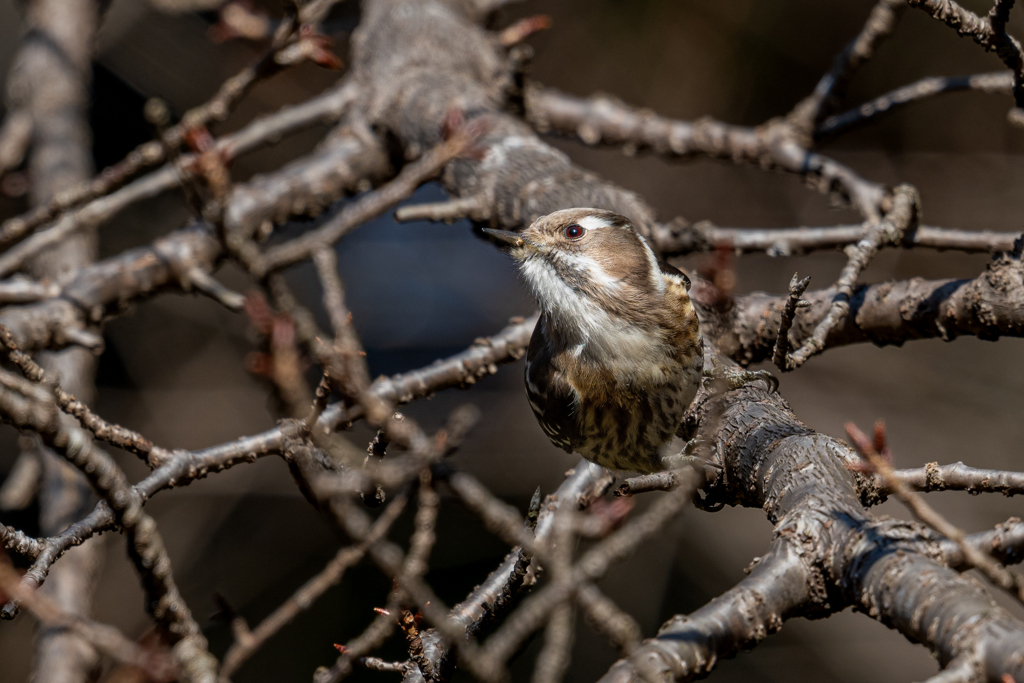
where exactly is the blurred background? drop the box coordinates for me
[0,0,1023,681]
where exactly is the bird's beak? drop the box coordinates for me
[482,228,526,248]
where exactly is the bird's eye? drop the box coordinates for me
[564,224,585,240]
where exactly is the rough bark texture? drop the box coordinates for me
[5,1,104,681]
[1,1,1023,682]
[352,0,657,237]
[720,241,1024,365]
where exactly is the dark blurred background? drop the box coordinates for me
[1,1,1023,681]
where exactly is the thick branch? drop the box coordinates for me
[353,2,658,238]
[525,86,886,220]
[0,79,374,278]
[5,1,105,680]
[907,0,1024,124]
[655,218,1018,257]
[784,185,918,369]
[719,241,1024,365]
[601,376,1024,682]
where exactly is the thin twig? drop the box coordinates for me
[846,421,1024,606]
[220,491,410,676]
[788,0,907,132]
[880,462,1024,497]
[531,505,575,683]
[786,184,918,368]
[817,71,1013,138]
[0,325,171,465]
[312,247,371,398]
[256,128,484,275]
[479,473,696,669]
[525,86,887,220]
[772,273,811,372]
[0,559,177,681]
[358,657,410,673]
[906,0,1024,125]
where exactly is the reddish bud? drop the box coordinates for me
[270,315,296,351]
[588,496,635,532]
[209,1,273,43]
[498,14,553,47]
[245,352,274,377]
[183,126,215,154]
[873,420,892,462]
[243,291,275,336]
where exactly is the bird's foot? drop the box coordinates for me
[660,437,720,471]
[703,357,778,393]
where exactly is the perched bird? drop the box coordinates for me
[484,208,704,473]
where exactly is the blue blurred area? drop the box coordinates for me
[281,183,534,376]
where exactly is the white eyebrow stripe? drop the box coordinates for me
[638,235,665,294]
[555,251,623,291]
[577,215,614,230]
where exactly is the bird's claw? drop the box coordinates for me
[702,358,778,393]
[727,368,779,393]
[661,438,721,471]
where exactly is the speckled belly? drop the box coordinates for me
[574,370,700,473]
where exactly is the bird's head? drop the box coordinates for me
[484,208,688,332]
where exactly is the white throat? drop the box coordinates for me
[520,255,671,384]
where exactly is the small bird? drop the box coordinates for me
[484,208,704,473]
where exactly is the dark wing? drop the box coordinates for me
[524,318,580,454]
[658,260,691,291]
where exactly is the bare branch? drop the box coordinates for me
[359,657,410,673]
[881,462,1024,498]
[784,184,919,369]
[0,558,177,681]
[654,218,1019,257]
[721,237,1024,365]
[788,0,907,131]
[312,247,371,399]
[0,110,32,175]
[907,0,1024,125]
[393,195,489,224]
[0,79,370,276]
[817,71,1013,137]
[942,518,1024,569]
[481,475,696,670]
[771,273,811,371]
[0,6,351,249]
[220,492,410,677]
[846,421,1024,606]
[0,342,217,680]
[0,276,60,303]
[0,314,537,601]
[525,86,886,220]
[0,325,171,465]
[920,657,976,683]
[601,374,1024,682]
[0,447,42,510]
[498,15,553,48]
[255,130,481,275]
